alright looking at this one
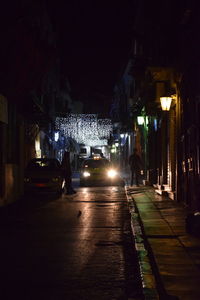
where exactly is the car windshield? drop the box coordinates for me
[83,159,110,168]
[27,160,60,170]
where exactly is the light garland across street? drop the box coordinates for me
[55,114,113,146]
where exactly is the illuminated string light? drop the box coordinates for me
[55,114,113,146]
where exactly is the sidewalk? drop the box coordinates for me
[126,185,200,300]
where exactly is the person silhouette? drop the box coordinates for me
[129,148,143,186]
[61,151,76,194]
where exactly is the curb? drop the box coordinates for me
[125,186,159,300]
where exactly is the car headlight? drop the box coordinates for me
[83,171,91,177]
[107,169,118,178]
[24,177,30,182]
[52,177,59,182]
[62,180,65,189]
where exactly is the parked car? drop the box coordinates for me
[80,157,124,186]
[24,158,65,194]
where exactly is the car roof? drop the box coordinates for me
[82,158,111,167]
[26,158,61,169]
[84,158,109,162]
[30,158,59,161]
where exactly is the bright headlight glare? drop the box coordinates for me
[107,169,117,178]
[83,171,91,177]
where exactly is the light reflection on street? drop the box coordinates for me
[0,185,143,299]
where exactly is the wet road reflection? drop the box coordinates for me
[0,186,143,300]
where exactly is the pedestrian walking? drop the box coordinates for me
[61,151,76,194]
[129,148,143,186]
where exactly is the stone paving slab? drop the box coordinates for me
[126,185,200,300]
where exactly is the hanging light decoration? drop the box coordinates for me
[97,119,112,139]
[55,114,113,146]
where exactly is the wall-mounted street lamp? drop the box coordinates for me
[160,96,172,111]
[137,116,145,125]
[54,131,59,142]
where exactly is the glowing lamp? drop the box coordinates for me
[83,171,90,177]
[107,169,117,178]
[54,131,59,142]
[137,116,144,125]
[160,97,172,111]
[111,148,116,153]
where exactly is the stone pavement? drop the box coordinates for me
[125,185,200,300]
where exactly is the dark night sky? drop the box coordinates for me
[0,0,135,115]
[48,1,135,99]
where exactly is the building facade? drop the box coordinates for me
[112,0,200,213]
